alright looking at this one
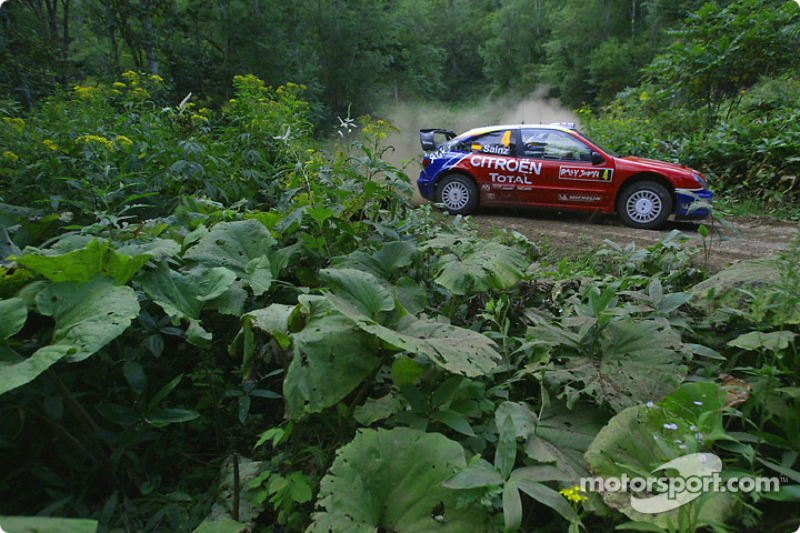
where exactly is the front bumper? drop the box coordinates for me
[675,189,714,219]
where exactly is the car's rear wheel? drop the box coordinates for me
[435,174,478,215]
[617,181,672,229]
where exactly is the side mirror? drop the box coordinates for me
[591,151,605,165]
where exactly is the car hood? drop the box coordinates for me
[616,156,694,175]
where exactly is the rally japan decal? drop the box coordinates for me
[559,166,613,182]
[470,154,542,187]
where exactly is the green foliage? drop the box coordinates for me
[0,516,98,533]
[580,0,800,210]
[0,278,139,396]
[2,67,799,533]
[310,427,492,532]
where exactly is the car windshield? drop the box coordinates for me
[576,130,619,157]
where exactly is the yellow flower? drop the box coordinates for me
[77,134,115,151]
[3,117,25,132]
[115,135,133,147]
[2,151,19,162]
[559,485,588,504]
[73,85,101,99]
[42,139,59,151]
[112,82,127,89]
[130,87,150,100]
[150,74,164,84]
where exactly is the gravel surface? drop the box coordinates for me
[469,206,799,273]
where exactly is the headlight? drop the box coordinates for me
[692,173,708,189]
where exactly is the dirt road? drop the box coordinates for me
[470,207,799,273]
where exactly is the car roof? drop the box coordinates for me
[456,123,577,139]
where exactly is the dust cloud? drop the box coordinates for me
[376,88,577,204]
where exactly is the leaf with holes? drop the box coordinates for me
[535,319,689,412]
[309,428,491,532]
[183,219,277,295]
[432,240,528,295]
[284,296,380,419]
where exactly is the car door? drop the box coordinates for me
[519,128,612,207]
[461,128,522,203]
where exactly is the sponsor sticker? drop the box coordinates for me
[559,166,613,182]
[490,173,533,185]
[558,193,602,202]
[471,155,542,175]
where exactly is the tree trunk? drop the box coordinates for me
[103,0,120,71]
[144,0,157,75]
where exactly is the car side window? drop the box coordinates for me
[466,130,514,156]
[521,129,592,162]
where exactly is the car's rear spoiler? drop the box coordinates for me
[420,129,456,152]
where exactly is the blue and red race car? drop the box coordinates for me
[417,123,712,229]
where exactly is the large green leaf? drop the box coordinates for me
[530,401,608,481]
[138,263,236,345]
[0,279,139,396]
[321,269,500,377]
[204,455,265,527]
[320,268,395,320]
[309,428,491,532]
[237,303,295,378]
[689,257,800,324]
[430,240,528,295]
[0,297,27,342]
[585,401,734,528]
[15,239,150,284]
[337,240,418,280]
[284,296,379,419]
[192,519,246,533]
[0,516,98,533]
[183,220,277,295]
[535,319,689,412]
[334,242,427,314]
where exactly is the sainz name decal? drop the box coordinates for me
[559,166,613,182]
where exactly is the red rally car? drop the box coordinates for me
[417,123,712,229]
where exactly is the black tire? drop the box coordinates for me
[435,174,479,215]
[617,181,673,230]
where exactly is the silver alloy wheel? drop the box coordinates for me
[441,180,470,211]
[625,189,663,224]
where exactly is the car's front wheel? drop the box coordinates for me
[617,181,672,229]
[435,174,478,215]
